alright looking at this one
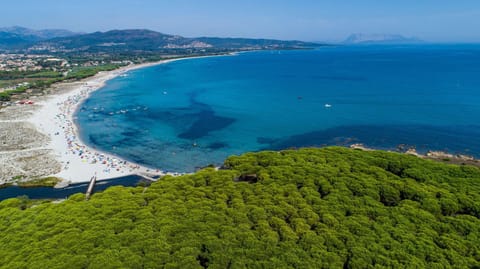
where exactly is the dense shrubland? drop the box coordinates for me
[0,147,479,268]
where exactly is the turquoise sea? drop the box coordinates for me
[76,45,480,172]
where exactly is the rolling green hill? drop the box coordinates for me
[41,29,319,52]
[1,27,320,53]
[0,147,479,268]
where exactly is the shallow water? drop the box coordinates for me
[76,45,480,172]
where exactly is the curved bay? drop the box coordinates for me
[76,46,480,172]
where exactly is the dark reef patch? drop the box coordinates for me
[135,90,237,140]
[178,110,235,140]
[177,91,236,139]
[207,142,228,150]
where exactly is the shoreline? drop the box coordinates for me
[25,55,224,185]
[350,143,480,167]
[3,49,478,187]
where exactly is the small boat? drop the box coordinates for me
[324,104,332,108]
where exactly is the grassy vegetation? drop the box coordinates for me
[0,64,123,101]
[0,92,11,101]
[66,64,122,80]
[0,86,30,101]
[0,147,479,268]
[25,70,63,78]
[11,175,24,181]
[17,177,62,188]
[0,183,13,189]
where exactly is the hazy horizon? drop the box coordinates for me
[2,0,480,43]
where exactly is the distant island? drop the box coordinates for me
[343,33,423,45]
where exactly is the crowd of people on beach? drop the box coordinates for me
[53,83,153,175]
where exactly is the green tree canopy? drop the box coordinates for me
[0,147,479,268]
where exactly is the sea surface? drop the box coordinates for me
[76,45,480,172]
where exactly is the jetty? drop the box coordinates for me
[85,175,97,200]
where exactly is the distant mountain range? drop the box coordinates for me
[0,26,81,40]
[0,26,319,52]
[0,26,80,49]
[343,33,422,45]
[44,29,319,51]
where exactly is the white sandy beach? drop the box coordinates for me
[0,54,233,185]
[26,59,183,184]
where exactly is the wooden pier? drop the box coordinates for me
[85,175,97,200]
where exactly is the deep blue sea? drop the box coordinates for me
[76,45,480,172]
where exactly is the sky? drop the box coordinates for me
[1,0,480,42]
